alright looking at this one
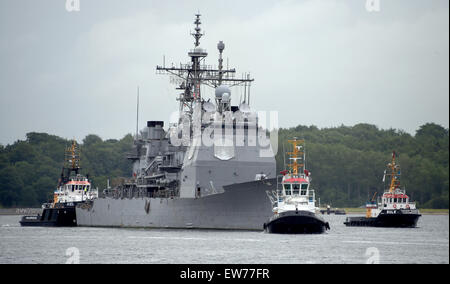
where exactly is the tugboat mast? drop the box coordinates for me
[387,151,401,193]
[59,140,82,186]
[287,138,305,176]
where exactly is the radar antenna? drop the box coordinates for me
[192,13,203,47]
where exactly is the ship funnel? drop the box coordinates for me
[146,121,165,140]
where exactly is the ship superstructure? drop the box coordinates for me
[53,140,98,204]
[76,14,277,230]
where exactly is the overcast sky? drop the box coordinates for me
[0,0,448,145]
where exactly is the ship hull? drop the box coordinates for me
[76,179,276,230]
[264,210,330,234]
[20,206,77,227]
[344,210,421,227]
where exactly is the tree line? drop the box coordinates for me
[0,123,448,208]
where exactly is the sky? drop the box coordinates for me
[0,0,448,145]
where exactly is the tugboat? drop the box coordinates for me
[264,138,330,234]
[344,151,421,227]
[20,140,98,227]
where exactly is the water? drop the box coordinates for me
[0,214,448,264]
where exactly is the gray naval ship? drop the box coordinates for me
[76,14,277,230]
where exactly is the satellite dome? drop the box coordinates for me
[194,47,204,53]
[222,93,231,102]
[215,85,231,98]
[239,103,251,113]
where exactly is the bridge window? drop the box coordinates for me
[293,184,300,195]
[300,183,308,195]
[284,184,291,195]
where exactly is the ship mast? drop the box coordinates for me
[156,14,254,121]
[287,138,305,176]
[386,151,401,193]
[59,140,81,186]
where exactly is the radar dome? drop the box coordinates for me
[215,85,231,98]
[239,103,251,113]
[217,41,225,52]
[222,93,231,102]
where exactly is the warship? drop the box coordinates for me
[344,151,421,227]
[76,14,277,230]
[264,138,329,234]
[20,141,98,227]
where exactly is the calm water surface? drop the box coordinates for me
[0,214,448,264]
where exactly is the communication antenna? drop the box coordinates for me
[136,86,140,140]
[217,41,225,85]
[247,73,251,105]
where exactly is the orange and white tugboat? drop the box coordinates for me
[264,138,330,234]
[20,140,98,227]
[344,151,421,227]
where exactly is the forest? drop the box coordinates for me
[0,122,448,208]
